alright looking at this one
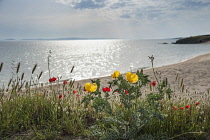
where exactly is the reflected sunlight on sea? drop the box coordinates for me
[0,39,210,84]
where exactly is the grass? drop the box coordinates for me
[0,56,210,140]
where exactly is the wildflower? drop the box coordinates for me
[84,83,97,93]
[173,107,178,110]
[38,94,41,96]
[151,81,156,86]
[76,94,80,97]
[124,90,129,94]
[63,80,68,85]
[180,107,184,110]
[73,90,77,94]
[49,77,57,83]
[126,72,138,83]
[59,95,62,98]
[102,87,111,92]
[186,105,190,109]
[111,71,120,79]
[195,102,200,105]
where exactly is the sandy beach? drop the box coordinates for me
[202,41,210,44]
[74,53,210,96]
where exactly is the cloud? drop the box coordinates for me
[56,0,108,9]
[55,0,210,20]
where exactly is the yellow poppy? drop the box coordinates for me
[111,71,120,79]
[126,72,138,83]
[84,83,97,92]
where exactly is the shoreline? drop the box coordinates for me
[202,41,210,44]
[74,52,210,95]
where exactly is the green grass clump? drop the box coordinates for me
[0,56,210,139]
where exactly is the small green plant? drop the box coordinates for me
[0,54,210,139]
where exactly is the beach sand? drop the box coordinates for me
[74,53,210,97]
[202,41,210,44]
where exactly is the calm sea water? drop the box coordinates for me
[0,39,210,84]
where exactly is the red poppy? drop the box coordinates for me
[124,90,129,94]
[186,105,190,109]
[173,107,178,110]
[195,103,200,105]
[151,81,156,86]
[59,95,62,98]
[73,90,77,94]
[49,77,57,83]
[180,107,184,110]
[102,87,111,92]
[38,94,41,97]
[63,80,68,85]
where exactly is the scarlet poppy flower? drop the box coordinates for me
[151,81,156,86]
[195,103,200,105]
[186,105,190,109]
[38,94,41,96]
[63,80,68,85]
[59,95,62,98]
[73,90,77,94]
[102,87,111,92]
[180,107,184,110]
[173,107,178,110]
[124,90,129,94]
[49,77,57,83]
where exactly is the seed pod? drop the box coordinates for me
[180,78,183,87]
[175,73,179,82]
[182,85,184,93]
[32,64,37,74]
[21,73,25,81]
[38,71,43,80]
[70,66,74,73]
[16,62,20,74]
[8,78,12,87]
[18,81,25,92]
[0,62,3,72]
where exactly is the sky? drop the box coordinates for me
[0,0,210,40]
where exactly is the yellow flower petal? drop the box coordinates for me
[84,82,97,92]
[126,72,138,83]
[112,71,120,79]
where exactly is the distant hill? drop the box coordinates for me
[21,37,120,41]
[175,35,210,44]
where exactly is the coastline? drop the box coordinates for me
[74,53,210,95]
[202,41,210,44]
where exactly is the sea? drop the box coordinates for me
[0,39,210,85]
